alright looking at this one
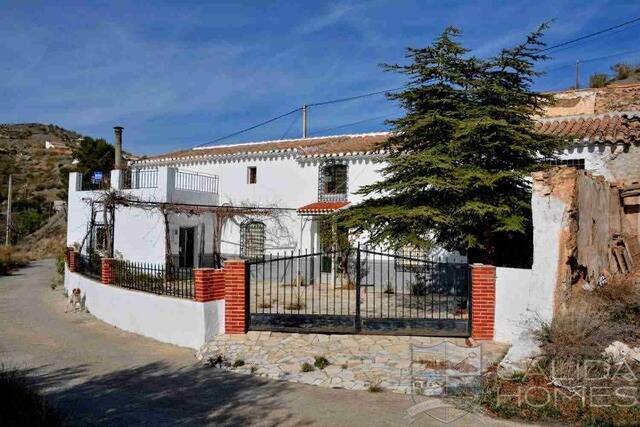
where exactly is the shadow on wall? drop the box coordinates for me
[14,362,304,426]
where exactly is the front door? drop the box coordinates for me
[179,227,195,268]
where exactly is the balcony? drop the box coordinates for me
[72,166,219,205]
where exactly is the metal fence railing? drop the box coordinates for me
[112,260,194,299]
[77,253,102,280]
[174,170,219,194]
[247,246,471,336]
[122,168,158,189]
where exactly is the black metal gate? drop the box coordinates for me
[247,245,471,336]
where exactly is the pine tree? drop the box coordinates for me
[335,25,564,264]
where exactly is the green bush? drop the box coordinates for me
[314,356,330,370]
[300,362,314,372]
[233,359,245,368]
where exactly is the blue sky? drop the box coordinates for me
[1,1,639,155]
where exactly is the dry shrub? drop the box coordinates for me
[483,274,640,425]
[285,297,305,311]
[0,246,29,276]
[593,274,640,341]
[533,303,617,360]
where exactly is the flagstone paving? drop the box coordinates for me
[198,332,509,395]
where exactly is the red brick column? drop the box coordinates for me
[471,264,496,340]
[68,249,78,272]
[194,268,225,302]
[224,259,247,334]
[101,258,115,284]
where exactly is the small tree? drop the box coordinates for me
[334,25,564,264]
[58,136,114,199]
[71,137,115,174]
[589,73,609,88]
[611,62,633,80]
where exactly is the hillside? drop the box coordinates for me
[0,123,82,204]
[0,123,86,254]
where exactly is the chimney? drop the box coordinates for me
[114,126,124,170]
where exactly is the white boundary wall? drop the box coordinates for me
[493,175,570,344]
[64,268,224,349]
[494,267,533,343]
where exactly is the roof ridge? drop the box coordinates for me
[538,111,640,122]
[192,131,391,151]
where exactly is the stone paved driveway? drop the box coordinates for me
[0,260,533,426]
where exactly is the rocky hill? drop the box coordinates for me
[0,123,87,254]
[0,123,82,204]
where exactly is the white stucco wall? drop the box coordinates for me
[528,186,566,324]
[494,267,533,343]
[113,205,167,264]
[493,178,570,344]
[65,268,224,349]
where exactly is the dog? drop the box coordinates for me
[65,288,83,313]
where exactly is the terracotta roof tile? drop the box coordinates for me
[535,113,640,144]
[135,113,640,165]
[297,201,350,214]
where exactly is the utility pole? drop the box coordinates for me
[5,174,11,246]
[302,104,308,138]
[575,60,581,89]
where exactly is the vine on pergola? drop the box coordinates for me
[81,190,293,268]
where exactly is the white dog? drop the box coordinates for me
[65,288,83,313]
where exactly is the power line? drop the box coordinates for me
[542,48,640,73]
[197,87,403,147]
[307,86,404,107]
[310,113,398,136]
[541,16,640,53]
[197,16,640,147]
[195,107,302,147]
[280,113,300,139]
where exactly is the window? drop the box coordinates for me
[92,224,111,253]
[240,221,265,260]
[319,163,347,201]
[247,166,257,184]
[548,158,585,170]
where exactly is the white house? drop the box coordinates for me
[66,84,640,268]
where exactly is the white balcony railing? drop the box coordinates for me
[122,168,158,189]
[174,170,219,194]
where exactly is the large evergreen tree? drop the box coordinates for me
[335,25,564,264]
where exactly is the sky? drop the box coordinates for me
[1,0,640,155]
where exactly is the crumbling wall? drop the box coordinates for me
[531,168,578,317]
[605,144,640,184]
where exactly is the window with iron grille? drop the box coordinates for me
[91,224,111,254]
[318,162,348,201]
[240,221,265,260]
[547,158,585,170]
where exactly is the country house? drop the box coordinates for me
[64,83,640,348]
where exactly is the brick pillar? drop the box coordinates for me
[194,268,225,302]
[471,264,496,340]
[68,248,78,272]
[101,258,115,284]
[224,259,247,334]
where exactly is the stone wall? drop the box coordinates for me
[544,84,640,117]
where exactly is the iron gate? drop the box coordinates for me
[247,245,471,336]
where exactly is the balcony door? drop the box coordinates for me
[179,227,195,268]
